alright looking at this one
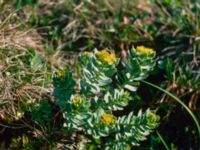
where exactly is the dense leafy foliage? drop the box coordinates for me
[53,47,159,149]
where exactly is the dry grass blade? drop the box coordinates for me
[0,4,43,51]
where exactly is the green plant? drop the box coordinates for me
[52,46,159,149]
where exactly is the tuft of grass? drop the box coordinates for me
[0,4,43,51]
[0,48,52,122]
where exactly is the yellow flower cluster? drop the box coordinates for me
[96,50,117,64]
[101,113,116,125]
[147,111,160,123]
[56,70,65,78]
[136,46,155,54]
[72,95,82,107]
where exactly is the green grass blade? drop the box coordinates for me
[141,80,200,139]
[156,131,170,150]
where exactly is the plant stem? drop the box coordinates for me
[156,131,170,150]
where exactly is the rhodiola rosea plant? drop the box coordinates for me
[53,46,160,149]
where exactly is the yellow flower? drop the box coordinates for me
[16,111,24,120]
[56,70,65,78]
[72,95,82,107]
[136,46,155,54]
[101,113,116,125]
[96,50,117,64]
[147,111,160,123]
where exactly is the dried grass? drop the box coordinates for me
[0,5,43,51]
